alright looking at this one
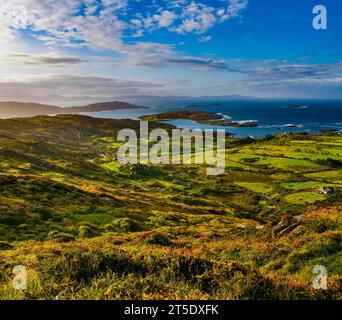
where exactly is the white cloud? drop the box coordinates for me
[163,0,247,35]
[153,10,178,28]
[198,35,212,43]
[172,1,217,34]
[129,1,248,37]
[227,0,248,18]
[0,52,87,66]
[0,0,249,75]
[0,0,248,56]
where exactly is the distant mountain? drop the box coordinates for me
[9,94,258,107]
[0,101,145,119]
[64,101,146,113]
[113,94,256,106]
[0,102,61,119]
[118,94,255,101]
[118,94,254,100]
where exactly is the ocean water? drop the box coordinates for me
[81,99,342,138]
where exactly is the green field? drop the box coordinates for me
[0,115,341,300]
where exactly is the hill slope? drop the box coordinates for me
[0,101,144,119]
[0,115,340,299]
[65,101,147,113]
[0,102,61,118]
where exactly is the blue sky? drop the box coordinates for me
[0,0,341,105]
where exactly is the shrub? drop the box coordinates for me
[0,241,13,250]
[48,231,75,243]
[113,218,140,232]
[139,232,171,246]
[78,225,97,238]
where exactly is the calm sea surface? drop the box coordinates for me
[81,99,342,138]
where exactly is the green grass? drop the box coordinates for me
[280,181,342,191]
[283,192,327,205]
[101,161,122,173]
[235,182,273,194]
[304,170,342,183]
[0,114,340,300]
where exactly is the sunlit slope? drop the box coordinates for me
[0,115,340,299]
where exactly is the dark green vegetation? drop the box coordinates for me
[0,101,144,119]
[0,114,341,299]
[140,110,259,127]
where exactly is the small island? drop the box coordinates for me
[284,124,300,128]
[140,110,259,127]
[287,105,308,109]
[185,103,221,108]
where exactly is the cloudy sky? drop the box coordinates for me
[0,0,342,105]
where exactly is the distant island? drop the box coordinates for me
[287,105,309,109]
[284,124,300,128]
[140,110,259,128]
[185,103,221,108]
[0,101,146,119]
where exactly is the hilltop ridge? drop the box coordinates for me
[0,101,145,119]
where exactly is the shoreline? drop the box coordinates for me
[140,110,259,128]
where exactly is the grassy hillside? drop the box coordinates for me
[0,115,341,299]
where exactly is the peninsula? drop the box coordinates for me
[140,110,259,127]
